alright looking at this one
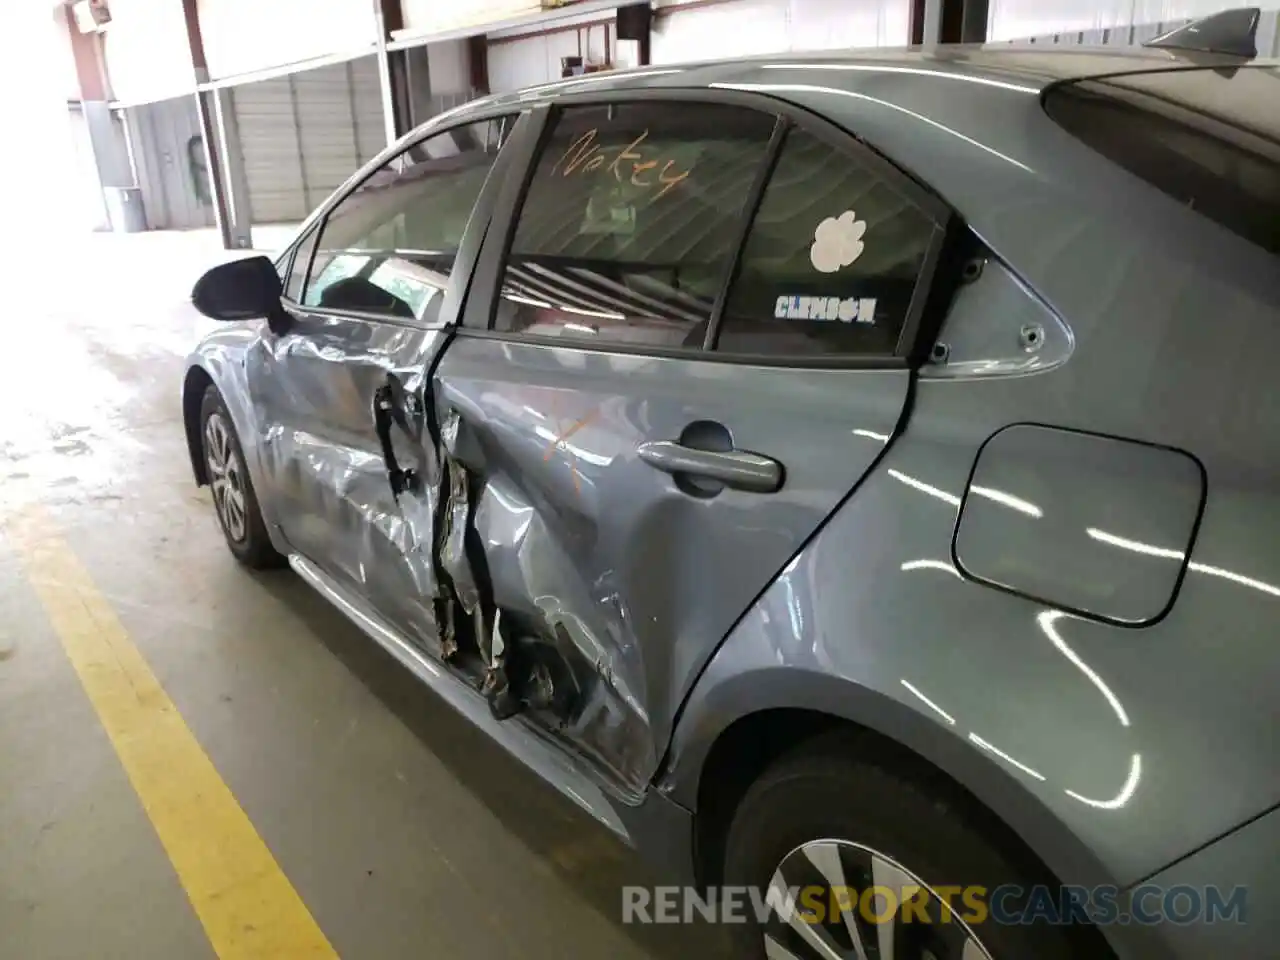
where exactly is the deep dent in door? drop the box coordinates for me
[423,396,646,797]
[254,315,635,792]
[251,323,450,659]
[259,312,914,805]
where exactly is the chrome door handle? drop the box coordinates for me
[637,440,783,494]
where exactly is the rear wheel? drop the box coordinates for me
[199,386,284,569]
[723,734,1086,960]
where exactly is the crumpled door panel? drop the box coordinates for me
[251,316,449,658]
[411,336,910,799]
[429,403,653,794]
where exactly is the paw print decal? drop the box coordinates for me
[810,211,867,274]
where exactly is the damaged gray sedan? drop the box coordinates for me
[182,27,1280,960]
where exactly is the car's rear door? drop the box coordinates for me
[250,111,525,657]
[428,91,950,793]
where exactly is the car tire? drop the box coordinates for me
[723,732,1089,960]
[199,385,285,570]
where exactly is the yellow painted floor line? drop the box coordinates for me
[5,505,338,960]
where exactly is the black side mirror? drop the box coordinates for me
[192,255,291,334]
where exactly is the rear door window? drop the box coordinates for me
[718,127,941,357]
[490,101,776,349]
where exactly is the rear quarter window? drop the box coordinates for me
[1043,66,1280,255]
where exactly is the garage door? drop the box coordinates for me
[232,56,388,224]
[124,97,217,231]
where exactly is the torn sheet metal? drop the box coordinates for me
[438,410,488,663]
[430,400,654,798]
[421,326,912,803]
[248,315,661,798]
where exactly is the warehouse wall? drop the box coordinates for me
[68,105,112,232]
[9,0,90,237]
[101,0,197,104]
[425,40,474,94]
[403,43,482,131]
[125,96,216,230]
[197,0,377,79]
[55,6,107,101]
[489,18,625,91]
[990,0,1280,49]
[230,57,387,224]
[486,0,911,92]
[402,0,549,36]
[653,0,910,61]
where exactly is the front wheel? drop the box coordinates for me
[199,385,285,569]
[723,734,1090,960]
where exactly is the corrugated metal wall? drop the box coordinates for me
[990,0,1280,50]
[231,56,387,224]
[125,96,216,231]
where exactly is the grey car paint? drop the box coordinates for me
[655,52,1280,886]
[428,336,909,794]
[252,313,449,652]
[953,423,1206,626]
[182,45,1280,958]
[918,254,1075,378]
[1140,805,1279,958]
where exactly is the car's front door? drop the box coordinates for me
[424,94,951,794]
[250,112,523,657]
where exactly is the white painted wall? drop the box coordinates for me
[488,27,596,91]
[486,0,909,92]
[989,0,1280,49]
[69,108,112,232]
[3,3,89,235]
[401,0,551,36]
[102,0,199,105]
[652,0,910,63]
[198,0,377,80]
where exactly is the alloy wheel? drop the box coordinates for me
[204,412,247,543]
[762,839,994,960]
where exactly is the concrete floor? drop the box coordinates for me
[0,230,726,960]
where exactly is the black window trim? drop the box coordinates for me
[702,114,789,351]
[457,85,954,370]
[279,227,321,306]
[276,105,535,332]
[275,245,297,287]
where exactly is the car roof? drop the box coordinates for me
[428,47,1277,209]
[428,46,1276,233]
[397,44,1278,345]
[473,43,1279,108]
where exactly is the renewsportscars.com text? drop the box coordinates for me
[621,884,1248,927]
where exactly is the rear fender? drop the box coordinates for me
[659,601,1121,897]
